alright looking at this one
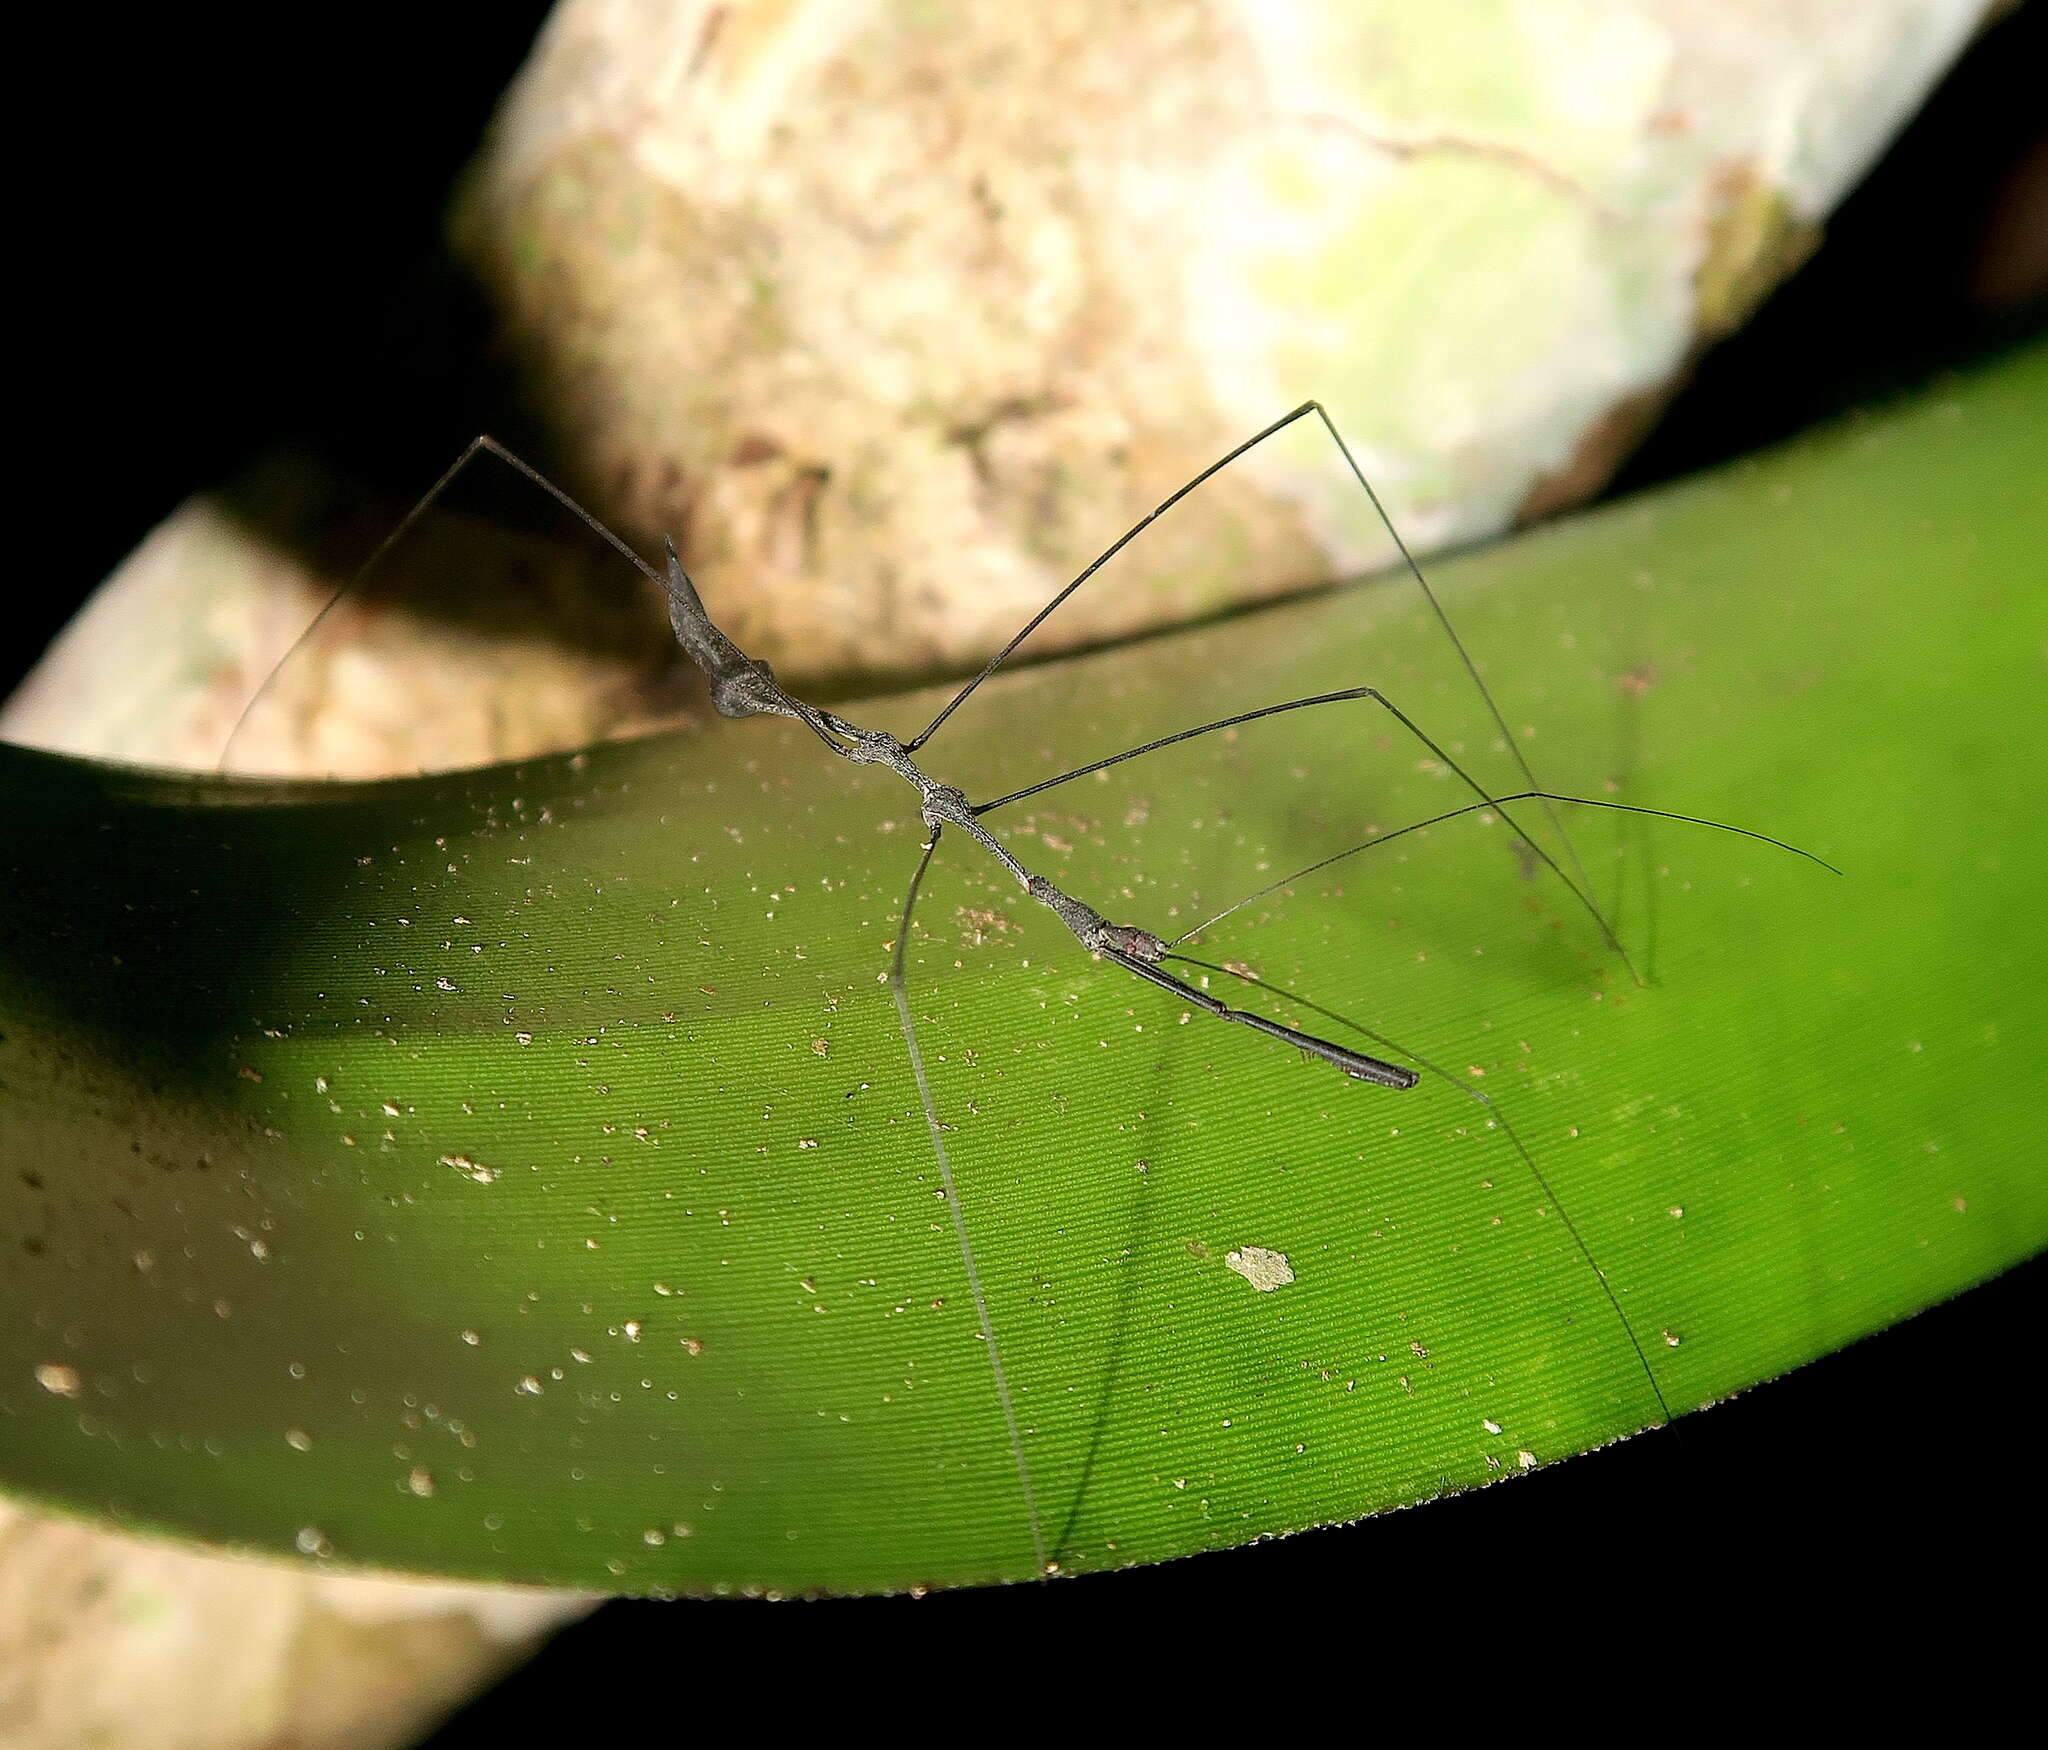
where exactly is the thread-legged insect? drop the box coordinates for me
[225,406,1828,1576]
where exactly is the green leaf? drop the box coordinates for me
[3,343,2042,1597]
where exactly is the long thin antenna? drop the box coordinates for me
[887,830,1048,1576]
[219,436,666,772]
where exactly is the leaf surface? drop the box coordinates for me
[2,345,2042,1595]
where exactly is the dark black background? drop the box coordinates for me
[11,3,2042,1704]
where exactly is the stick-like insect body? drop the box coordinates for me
[231,414,1633,1085]
[659,536,1422,1087]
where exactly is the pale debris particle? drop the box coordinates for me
[1662,1329,1682,1348]
[1482,1418,1502,1435]
[285,1428,314,1452]
[407,1465,436,1497]
[1517,1450,1538,1470]
[1224,1246,1295,1292]
[34,1363,81,1398]
[441,1153,499,1184]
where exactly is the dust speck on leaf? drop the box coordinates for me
[441,1153,499,1184]
[1224,1246,1294,1292]
[34,1363,81,1398]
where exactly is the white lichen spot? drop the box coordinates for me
[34,1363,81,1398]
[1224,1246,1294,1293]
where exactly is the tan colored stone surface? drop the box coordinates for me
[456,0,1989,689]
[0,1500,592,1750]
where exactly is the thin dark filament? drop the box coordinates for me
[218,437,662,772]
[1166,951,1675,1429]
[1171,791,1838,949]
[215,436,867,768]
[1302,403,1609,961]
[908,398,1628,980]
[971,681,1642,982]
[886,829,1047,1576]
[906,404,1329,755]
[974,687,1371,813]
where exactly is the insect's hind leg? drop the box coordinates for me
[904,397,1631,976]
[973,681,1642,983]
[885,828,1049,1576]
[1169,950,1675,1430]
[1297,400,1621,973]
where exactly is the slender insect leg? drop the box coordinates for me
[1169,951,1675,1429]
[1299,401,1616,966]
[905,400,1624,977]
[217,436,675,772]
[973,683,1641,978]
[886,828,1048,1576]
[1169,792,1836,949]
